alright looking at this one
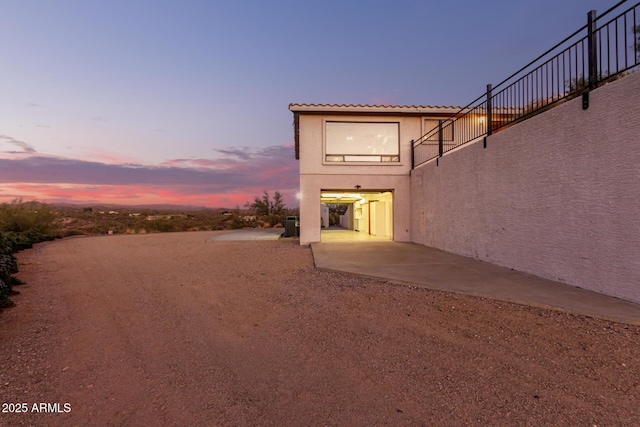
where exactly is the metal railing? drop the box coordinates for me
[412,1,640,168]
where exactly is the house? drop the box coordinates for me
[287,1,640,305]
[289,104,461,245]
[290,70,640,304]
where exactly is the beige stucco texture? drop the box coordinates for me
[298,114,412,245]
[411,71,640,303]
[293,106,459,245]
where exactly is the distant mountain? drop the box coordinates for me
[50,201,225,212]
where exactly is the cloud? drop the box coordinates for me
[213,144,293,161]
[0,134,37,154]
[72,146,149,166]
[0,143,300,207]
[0,156,240,185]
[0,183,265,208]
[160,158,238,169]
[214,147,254,161]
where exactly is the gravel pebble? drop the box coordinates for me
[1,231,638,426]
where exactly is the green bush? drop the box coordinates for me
[146,219,176,233]
[0,239,19,307]
[1,230,53,251]
[0,278,13,307]
[0,200,59,307]
[0,199,58,235]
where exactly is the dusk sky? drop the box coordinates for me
[0,0,617,208]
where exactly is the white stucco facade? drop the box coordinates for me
[290,104,459,245]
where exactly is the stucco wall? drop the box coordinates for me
[298,114,418,175]
[411,71,640,303]
[298,114,422,244]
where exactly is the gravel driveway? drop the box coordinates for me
[1,232,638,426]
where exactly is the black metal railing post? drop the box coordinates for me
[411,140,415,169]
[486,84,493,136]
[587,10,598,90]
[410,2,637,169]
[438,120,443,158]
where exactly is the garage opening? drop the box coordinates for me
[320,190,393,242]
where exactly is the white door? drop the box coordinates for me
[369,201,377,235]
[376,201,386,237]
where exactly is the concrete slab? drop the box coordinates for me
[207,229,283,241]
[321,228,391,242]
[311,241,640,325]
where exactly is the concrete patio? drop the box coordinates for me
[311,241,640,325]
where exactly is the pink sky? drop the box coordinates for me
[0,143,299,208]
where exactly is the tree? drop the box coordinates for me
[271,191,285,217]
[246,191,288,226]
[248,191,271,217]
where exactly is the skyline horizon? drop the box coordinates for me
[0,142,300,208]
[1,197,298,211]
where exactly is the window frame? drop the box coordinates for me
[423,118,455,142]
[323,120,401,164]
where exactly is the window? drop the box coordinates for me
[325,122,399,162]
[423,118,454,142]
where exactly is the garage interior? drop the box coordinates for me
[320,190,393,242]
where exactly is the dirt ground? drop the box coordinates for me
[1,232,638,426]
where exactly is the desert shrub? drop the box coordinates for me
[0,230,54,251]
[0,278,14,307]
[0,246,19,307]
[0,199,58,235]
[146,219,176,233]
[0,254,18,275]
[0,233,37,307]
[0,232,11,255]
[59,228,87,238]
[0,201,58,307]
[226,212,246,229]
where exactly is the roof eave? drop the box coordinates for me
[288,103,463,115]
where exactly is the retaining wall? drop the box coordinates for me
[411,70,640,303]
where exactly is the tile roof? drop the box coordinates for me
[289,103,462,114]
